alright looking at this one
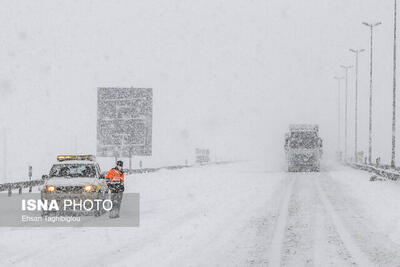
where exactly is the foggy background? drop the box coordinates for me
[0,0,397,181]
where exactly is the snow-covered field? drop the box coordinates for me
[1,161,400,266]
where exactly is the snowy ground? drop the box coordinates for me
[1,161,400,266]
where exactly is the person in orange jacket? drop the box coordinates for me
[106,160,125,183]
[105,160,125,218]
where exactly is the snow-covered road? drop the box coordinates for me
[1,161,400,266]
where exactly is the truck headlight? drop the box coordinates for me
[83,185,95,193]
[46,185,55,193]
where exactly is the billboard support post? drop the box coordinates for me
[28,165,32,193]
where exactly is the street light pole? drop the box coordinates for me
[350,49,365,162]
[334,76,344,158]
[3,127,6,181]
[363,21,381,164]
[392,0,397,168]
[341,65,353,162]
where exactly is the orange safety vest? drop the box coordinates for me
[106,168,125,182]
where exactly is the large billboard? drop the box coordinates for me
[97,87,152,157]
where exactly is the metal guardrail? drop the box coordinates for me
[124,161,233,174]
[348,162,400,180]
[124,164,192,174]
[0,179,44,195]
[0,161,234,196]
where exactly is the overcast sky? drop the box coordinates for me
[0,0,398,180]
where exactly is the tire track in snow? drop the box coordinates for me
[315,176,374,267]
[321,169,400,266]
[310,174,355,267]
[280,174,319,267]
[311,199,325,267]
[268,175,295,267]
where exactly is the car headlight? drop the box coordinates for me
[46,185,55,193]
[83,185,95,193]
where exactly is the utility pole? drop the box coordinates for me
[392,0,398,168]
[334,76,344,157]
[341,65,353,162]
[350,49,365,162]
[363,21,381,164]
[3,127,6,181]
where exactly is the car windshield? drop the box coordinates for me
[49,164,96,178]
[289,132,318,149]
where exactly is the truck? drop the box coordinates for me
[284,124,323,172]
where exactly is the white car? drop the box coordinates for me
[41,155,109,217]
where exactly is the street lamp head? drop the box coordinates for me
[350,48,365,53]
[362,21,382,27]
[340,65,353,69]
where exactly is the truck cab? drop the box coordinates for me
[285,125,323,172]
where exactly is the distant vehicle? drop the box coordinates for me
[41,155,109,217]
[284,124,323,172]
